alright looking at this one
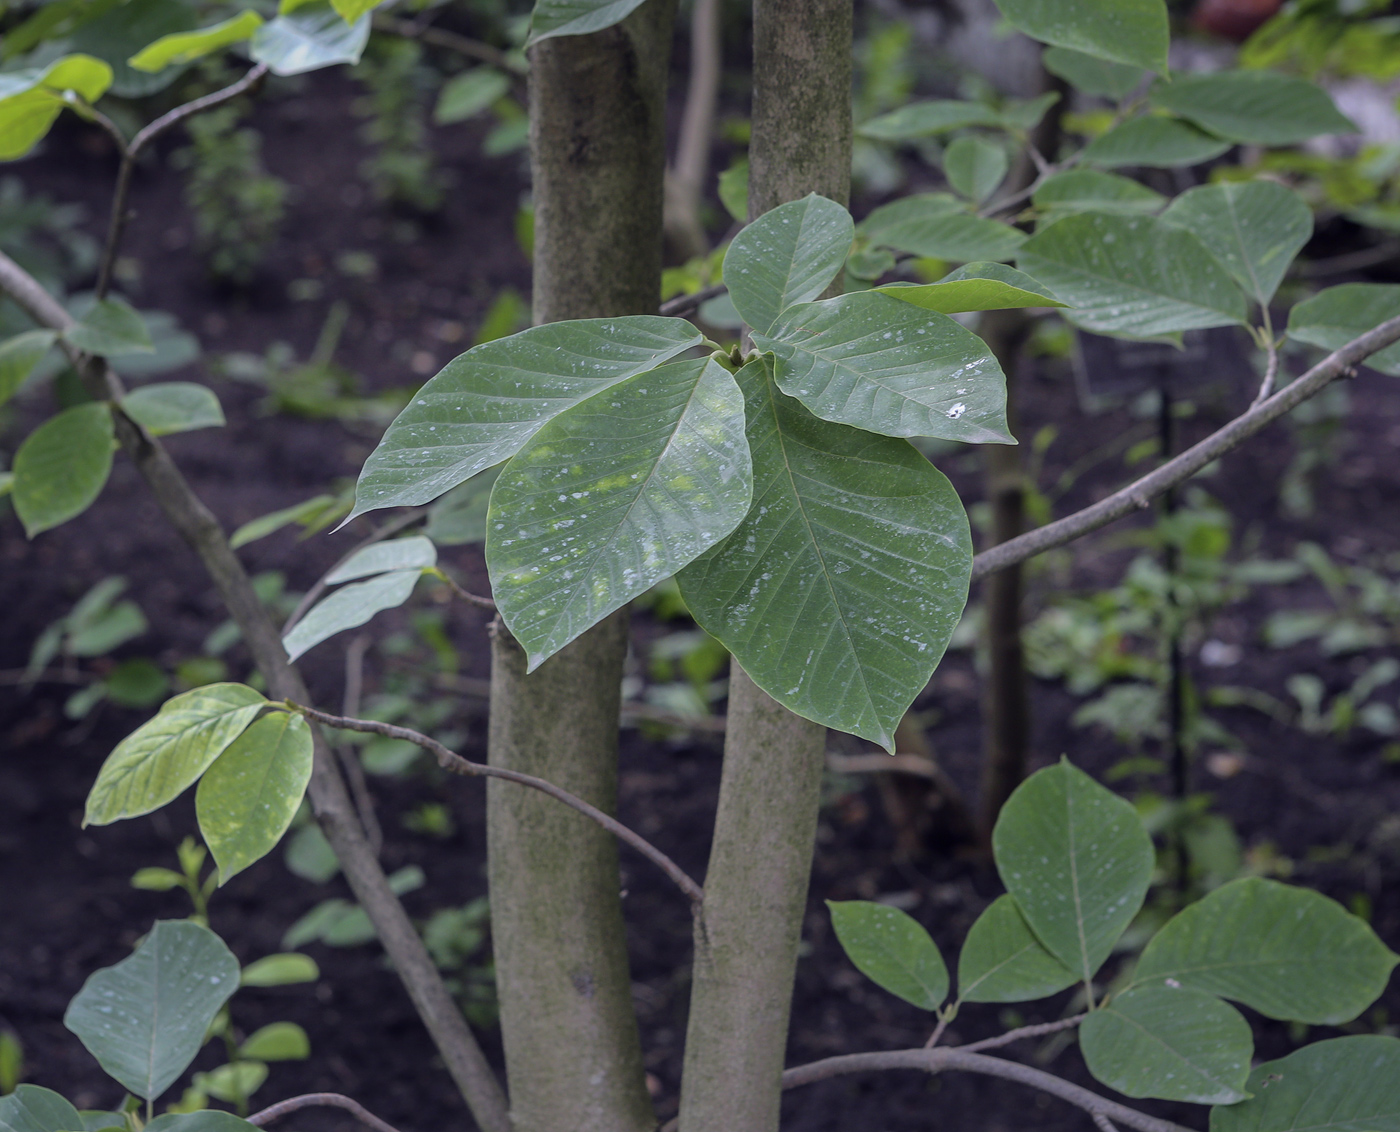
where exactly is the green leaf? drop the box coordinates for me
[1080,985,1252,1104]
[488,357,751,667]
[64,298,154,357]
[229,494,338,550]
[527,0,648,45]
[0,330,57,410]
[724,194,854,335]
[13,403,115,538]
[240,953,319,987]
[875,262,1065,314]
[250,3,369,76]
[1288,283,1400,376]
[69,0,198,98]
[131,866,184,891]
[0,55,114,160]
[238,1022,309,1062]
[1133,877,1398,1025]
[63,920,240,1101]
[995,0,1169,73]
[756,290,1012,444]
[957,894,1078,1003]
[858,101,1006,142]
[991,759,1154,980]
[944,136,1008,204]
[282,571,420,662]
[145,1109,258,1132]
[1042,46,1145,99]
[1082,116,1232,168]
[1000,92,1062,132]
[1032,169,1165,218]
[329,0,377,23]
[1150,70,1355,146]
[827,900,948,1011]
[718,158,749,223]
[424,467,499,546]
[434,68,510,125]
[1160,181,1313,307]
[120,383,225,437]
[128,11,265,72]
[84,683,267,825]
[352,316,702,520]
[860,194,1026,262]
[196,712,314,884]
[104,658,170,708]
[190,1063,266,1104]
[0,1086,83,1132]
[326,535,437,583]
[678,358,972,750]
[1209,1036,1400,1132]
[284,824,339,883]
[1017,213,1249,338]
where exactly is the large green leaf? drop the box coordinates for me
[1210,1037,1400,1132]
[994,0,1169,74]
[1042,47,1145,99]
[350,316,702,521]
[121,382,225,437]
[957,894,1078,1003]
[13,402,115,538]
[326,535,437,582]
[1080,985,1252,1104]
[1288,283,1400,376]
[0,1087,83,1132]
[128,11,265,72]
[85,683,267,825]
[828,900,948,1011]
[1150,71,1355,146]
[487,357,750,667]
[1032,169,1166,219]
[944,136,1008,205]
[678,358,972,750]
[69,0,197,97]
[1133,877,1398,1025]
[1082,116,1232,168]
[282,570,421,662]
[858,101,1004,142]
[63,920,241,1101]
[0,55,113,160]
[724,194,853,335]
[860,194,1025,262]
[1160,181,1313,307]
[875,262,1065,315]
[197,711,314,884]
[250,2,369,75]
[527,0,648,45]
[434,68,511,125]
[0,330,56,409]
[756,290,1012,444]
[64,298,154,357]
[1017,213,1249,338]
[992,759,1154,980]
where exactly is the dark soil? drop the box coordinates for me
[3,56,1400,1132]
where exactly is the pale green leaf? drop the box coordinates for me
[828,900,948,1011]
[13,402,115,538]
[229,494,338,550]
[1133,877,1398,1025]
[63,920,240,1100]
[240,953,319,987]
[995,0,1169,73]
[756,290,1012,444]
[1150,70,1355,145]
[282,570,420,662]
[0,1086,83,1132]
[129,12,266,72]
[860,194,1026,262]
[424,466,499,546]
[1082,116,1232,168]
[858,100,1004,142]
[678,358,972,750]
[944,136,1008,204]
[1081,985,1252,1104]
[718,158,748,223]
[0,55,113,159]
[1042,46,1145,99]
[992,759,1154,980]
[1000,91,1063,132]
[875,262,1065,314]
[145,1114,258,1132]
[329,0,377,23]
[0,330,57,409]
[957,894,1078,1003]
[64,298,155,357]
[121,382,225,436]
[250,3,369,76]
[527,0,648,45]
[434,67,510,125]
[84,683,267,825]
[284,824,340,883]
[723,194,853,335]
[192,1062,266,1104]
[488,357,752,667]
[238,1022,309,1061]
[131,866,184,891]
[1287,283,1400,376]
[326,535,437,583]
[1032,169,1165,218]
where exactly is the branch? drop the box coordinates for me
[372,13,522,73]
[427,566,496,610]
[659,282,726,317]
[971,313,1400,581]
[958,1013,1086,1053]
[248,1093,402,1132]
[288,702,706,907]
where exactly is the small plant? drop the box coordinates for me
[353,38,444,212]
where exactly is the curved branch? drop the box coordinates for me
[372,13,523,74]
[248,1093,401,1132]
[659,282,726,317]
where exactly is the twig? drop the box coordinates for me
[248,1092,402,1132]
[1252,334,1281,407]
[288,702,706,907]
[826,752,942,779]
[659,282,726,317]
[429,566,496,610]
[1095,1115,1122,1132]
[923,1013,951,1049]
[372,13,523,73]
[339,635,383,857]
[958,1013,1086,1053]
[1296,239,1400,278]
[282,510,425,634]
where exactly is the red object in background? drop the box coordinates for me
[1192,0,1284,41]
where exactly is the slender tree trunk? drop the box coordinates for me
[678,5,851,1130]
[485,7,674,1131]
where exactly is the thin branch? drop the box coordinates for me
[958,1013,1086,1053]
[281,510,425,634]
[971,313,1400,581]
[826,751,942,780]
[288,702,706,907]
[339,635,383,857]
[429,566,496,610]
[130,64,270,160]
[1252,334,1281,407]
[1096,1115,1123,1132]
[373,13,522,73]
[923,1013,951,1049]
[659,282,726,317]
[248,1092,402,1132]
[1295,238,1400,278]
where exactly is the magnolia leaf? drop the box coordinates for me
[240,953,319,987]
[527,0,648,45]
[1150,70,1355,145]
[128,11,265,72]
[144,1115,259,1132]
[0,55,114,160]
[13,402,115,538]
[326,535,437,583]
[992,759,1154,980]
[488,357,751,667]
[860,194,1025,262]
[995,0,1169,74]
[1082,116,1232,168]
[723,194,853,335]
[678,358,972,750]
[121,382,225,436]
[1042,46,1145,99]
[1033,169,1165,218]
[229,494,340,550]
[1001,92,1062,132]
[65,298,155,357]
[250,3,369,75]
[944,136,1009,204]
[1081,985,1252,1104]
[0,330,57,409]
[858,100,1005,142]
[1288,283,1400,376]
[957,895,1078,1003]
[424,466,500,546]
[875,262,1064,314]
[828,901,948,1011]
[64,920,240,1100]
[756,290,1012,444]
[238,1022,309,1062]
[282,570,420,662]
[0,1086,83,1132]
[434,68,511,125]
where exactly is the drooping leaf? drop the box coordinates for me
[326,535,437,583]
[755,290,1012,444]
[196,711,314,884]
[678,358,972,750]
[282,570,420,662]
[120,382,225,437]
[1287,283,1400,376]
[827,900,949,1011]
[192,1062,267,1104]
[63,920,240,1100]
[724,194,853,335]
[12,402,115,538]
[0,1086,83,1132]
[944,136,1009,204]
[238,1022,309,1062]
[0,330,57,409]
[957,894,1078,1003]
[424,466,500,546]
[1018,213,1249,338]
[1133,877,1398,1025]
[875,262,1065,314]
[64,298,155,357]
[434,67,511,125]
[128,11,265,72]
[1080,985,1252,1104]
[1042,46,1145,99]
[240,953,319,987]
[527,0,648,45]
[250,3,369,75]
[1032,169,1166,218]
[0,55,114,160]
[1082,116,1232,168]
[229,494,340,550]
[1209,1036,1400,1132]
[992,759,1154,980]
[1160,181,1313,307]
[994,0,1170,74]
[1150,70,1355,145]
[487,357,751,667]
[859,100,1005,142]
[350,316,702,521]
[69,0,198,97]
[860,194,1025,262]
[84,683,267,825]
